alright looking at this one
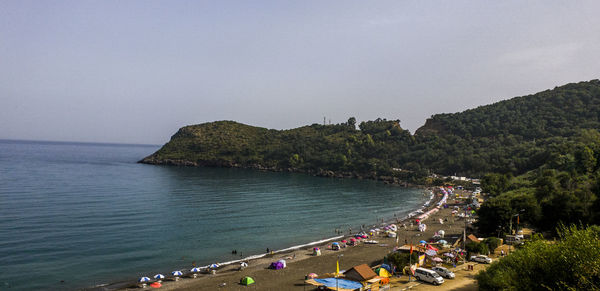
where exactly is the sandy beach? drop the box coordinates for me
[120,189,471,291]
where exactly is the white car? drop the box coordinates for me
[414,267,444,285]
[470,255,493,264]
[432,266,455,279]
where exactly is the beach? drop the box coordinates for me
[118,188,473,291]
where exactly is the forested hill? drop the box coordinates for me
[416,79,600,139]
[410,79,600,175]
[141,79,600,180]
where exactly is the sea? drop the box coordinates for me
[0,140,429,290]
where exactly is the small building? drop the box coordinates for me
[467,234,480,244]
[343,264,378,282]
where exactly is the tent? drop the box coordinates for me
[240,276,255,285]
[277,259,287,268]
[375,267,391,277]
[332,242,341,250]
[380,264,392,273]
[270,261,285,270]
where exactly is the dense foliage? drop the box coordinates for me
[143,80,600,182]
[475,129,600,234]
[476,225,600,290]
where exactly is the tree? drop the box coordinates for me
[347,117,357,129]
[477,225,600,290]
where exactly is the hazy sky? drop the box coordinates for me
[1,1,599,145]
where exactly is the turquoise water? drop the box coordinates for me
[0,140,428,290]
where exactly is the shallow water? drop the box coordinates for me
[0,140,428,290]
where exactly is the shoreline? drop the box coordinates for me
[145,187,457,291]
[87,187,438,291]
[139,159,425,188]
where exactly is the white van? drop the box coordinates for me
[414,267,444,285]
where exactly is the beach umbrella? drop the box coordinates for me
[341,240,347,243]
[209,263,219,269]
[419,240,427,244]
[356,236,362,240]
[425,249,437,256]
[190,267,202,273]
[432,257,443,262]
[153,274,165,280]
[240,262,248,267]
[361,235,368,238]
[350,238,356,242]
[150,282,162,288]
[332,242,339,245]
[138,277,151,283]
[307,273,318,279]
[443,252,454,258]
[438,240,448,244]
[172,271,183,276]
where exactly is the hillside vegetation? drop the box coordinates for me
[142,79,600,180]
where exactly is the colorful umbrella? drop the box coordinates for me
[432,257,443,262]
[138,277,151,283]
[190,267,202,273]
[153,274,165,280]
[209,263,219,269]
[308,273,318,279]
[172,271,183,276]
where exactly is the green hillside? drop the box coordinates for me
[142,79,600,180]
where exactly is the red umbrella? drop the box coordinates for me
[356,237,362,240]
[341,240,347,243]
[350,238,356,242]
[150,282,162,288]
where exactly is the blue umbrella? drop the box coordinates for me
[172,271,183,276]
[190,267,202,273]
[138,277,151,283]
[209,263,219,269]
[419,240,427,244]
[153,274,165,280]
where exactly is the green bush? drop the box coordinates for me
[476,225,600,290]
[483,237,501,252]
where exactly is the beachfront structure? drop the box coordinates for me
[343,264,377,282]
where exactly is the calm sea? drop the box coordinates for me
[0,140,428,290]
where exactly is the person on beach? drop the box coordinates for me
[266,248,269,253]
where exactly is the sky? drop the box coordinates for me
[1,1,599,145]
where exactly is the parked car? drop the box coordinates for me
[432,266,455,279]
[414,267,445,285]
[470,255,493,264]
